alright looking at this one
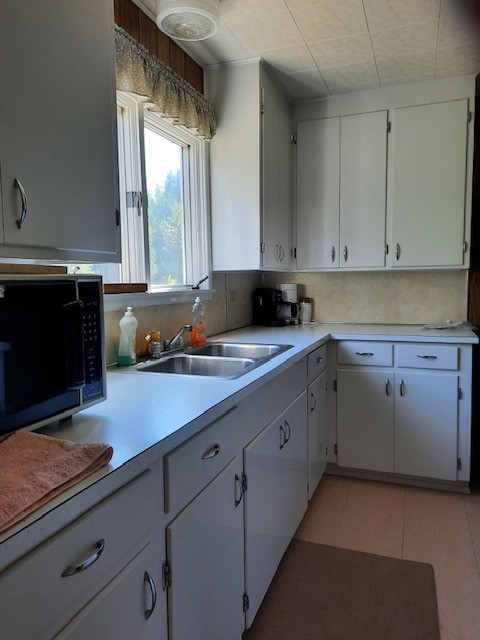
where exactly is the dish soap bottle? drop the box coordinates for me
[191,297,206,346]
[117,306,138,366]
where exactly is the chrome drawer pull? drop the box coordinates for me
[310,392,317,412]
[14,178,28,229]
[234,473,243,507]
[355,352,374,356]
[144,571,157,620]
[202,444,220,460]
[61,539,105,577]
[331,246,335,263]
[417,354,438,360]
[284,420,291,444]
[279,424,286,450]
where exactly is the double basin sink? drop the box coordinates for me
[136,342,293,379]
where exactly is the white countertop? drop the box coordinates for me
[1,323,477,568]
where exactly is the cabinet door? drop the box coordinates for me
[340,111,387,268]
[244,391,308,627]
[395,372,458,480]
[0,0,118,260]
[337,369,394,472]
[308,371,327,499]
[390,99,468,267]
[262,72,291,270]
[53,543,166,640]
[166,457,245,640]
[296,118,340,269]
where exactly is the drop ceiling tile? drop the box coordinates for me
[278,69,331,100]
[309,33,374,69]
[256,45,317,74]
[220,0,288,21]
[287,0,368,42]
[377,51,436,85]
[371,21,438,60]
[330,82,381,95]
[223,8,303,52]
[321,61,379,89]
[188,23,250,64]
[435,43,480,78]
[363,0,440,32]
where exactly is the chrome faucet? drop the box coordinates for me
[164,325,192,352]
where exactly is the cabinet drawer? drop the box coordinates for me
[396,344,459,370]
[337,341,393,366]
[308,344,327,382]
[164,406,243,514]
[0,471,154,640]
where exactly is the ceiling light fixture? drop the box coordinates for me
[156,0,220,41]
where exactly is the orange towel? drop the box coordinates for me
[0,430,113,534]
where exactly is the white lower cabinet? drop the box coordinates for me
[244,391,308,628]
[335,341,469,483]
[308,371,328,498]
[337,369,394,473]
[53,543,164,640]
[166,456,245,640]
[395,372,459,480]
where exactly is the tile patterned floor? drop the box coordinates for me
[295,475,480,640]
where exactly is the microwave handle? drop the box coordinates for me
[63,300,86,390]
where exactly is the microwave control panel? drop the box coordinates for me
[79,282,104,403]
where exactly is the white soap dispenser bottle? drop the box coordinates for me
[117,306,138,366]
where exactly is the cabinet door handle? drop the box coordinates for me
[310,392,317,412]
[202,444,220,460]
[279,245,285,262]
[285,420,291,443]
[315,356,323,364]
[355,352,374,357]
[400,379,405,397]
[61,539,105,577]
[279,424,286,450]
[417,354,437,360]
[144,571,157,620]
[343,245,348,262]
[14,178,28,229]
[395,243,401,260]
[234,473,244,507]
[331,246,336,263]
[385,379,391,396]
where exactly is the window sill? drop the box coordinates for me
[103,289,215,312]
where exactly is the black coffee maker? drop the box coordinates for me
[252,288,287,326]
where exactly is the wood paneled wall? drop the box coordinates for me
[114,0,204,94]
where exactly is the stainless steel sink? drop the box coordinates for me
[136,355,257,379]
[136,342,293,379]
[186,342,292,359]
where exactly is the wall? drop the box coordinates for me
[262,270,468,325]
[104,272,262,363]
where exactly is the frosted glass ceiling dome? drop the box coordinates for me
[156,0,220,41]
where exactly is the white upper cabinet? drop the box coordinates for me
[340,111,388,269]
[296,118,340,270]
[389,99,469,268]
[208,61,292,271]
[0,0,119,262]
[296,111,388,270]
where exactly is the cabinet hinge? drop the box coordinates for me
[333,380,337,392]
[243,593,250,612]
[291,133,297,144]
[241,472,248,493]
[260,242,265,253]
[260,102,265,116]
[387,121,392,133]
[457,457,462,471]
[334,444,338,456]
[115,208,120,227]
[458,387,463,400]
[463,241,468,253]
[468,111,473,123]
[385,244,389,255]
[162,560,172,590]
[126,190,143,210]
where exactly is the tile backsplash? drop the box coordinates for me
[262,270,468,325]
[104,269,469,363]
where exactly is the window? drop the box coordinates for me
[71,92,211,299]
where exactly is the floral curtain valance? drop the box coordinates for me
[115,25,216,140]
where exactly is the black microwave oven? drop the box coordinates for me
[0,274,105,435]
